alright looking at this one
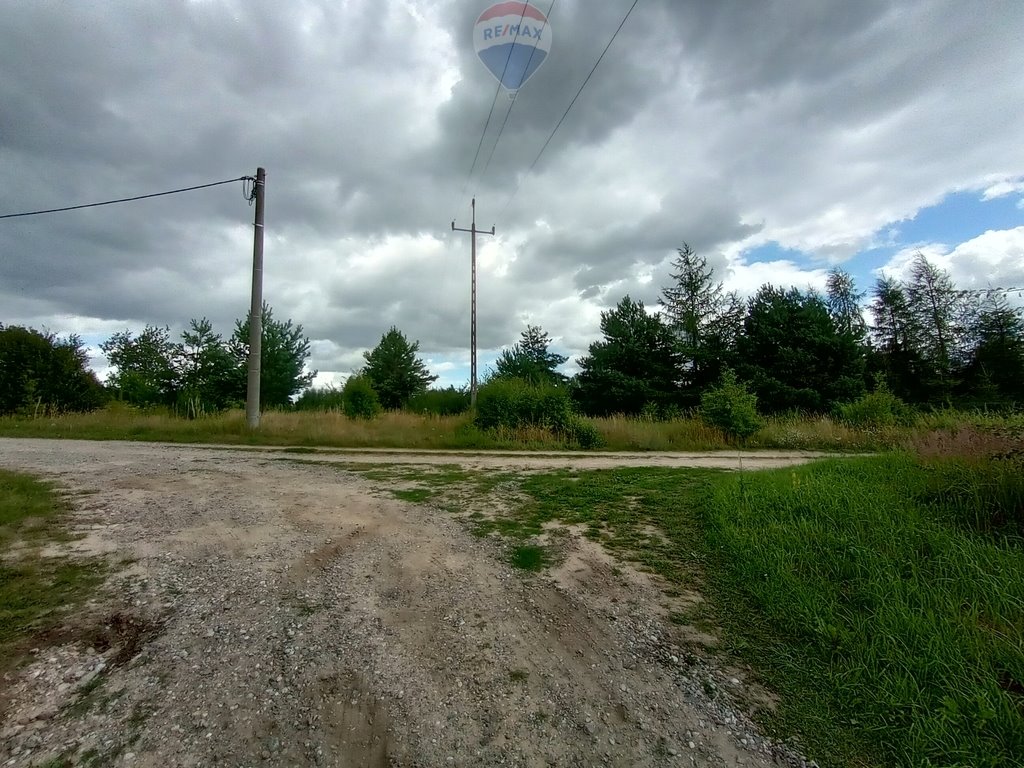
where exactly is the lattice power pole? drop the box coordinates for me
[452,198,495,407]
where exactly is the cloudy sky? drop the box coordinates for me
[2,0,1023,388]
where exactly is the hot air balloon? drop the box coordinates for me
[473,2,552,94]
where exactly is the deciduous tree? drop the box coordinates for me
[0,325,105,414]
[101,325,179,407]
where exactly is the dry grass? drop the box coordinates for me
[0,404,1020,454]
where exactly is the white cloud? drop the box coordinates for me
[879,227,1024,303]
[981,177,1024,200]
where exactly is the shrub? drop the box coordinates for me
[342,375,382,420]
[838,380,912,428]
[475,379,573,432]
[700,368,762,440]
[295,385,345,411]
[565,418,604,449]
[407,386,470,416]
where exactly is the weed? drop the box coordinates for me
[509,669,530,682]
[509,544,547,571]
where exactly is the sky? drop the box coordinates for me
[2,0,1023,389]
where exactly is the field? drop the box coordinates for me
[0,426,1021,767]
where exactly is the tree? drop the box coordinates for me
[737,285,865,413]
[658,244,739,401]
[826,268,867,339]
[961,294,1024,405]
[0,325,105,415]
[101,325,179,407]
[229,304,315,408]
[362,327,437,410]
[700,368,762,440]
[492,325,568,385]
[905,253,966,402]
[342,374,382,419]
[869,276,926,403]
[176,318,240,414]
[573,296,683,416]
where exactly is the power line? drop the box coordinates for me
[478,0,557,182]
[0,176,252,220]
[502,0,641,215]
[458,3,533,208]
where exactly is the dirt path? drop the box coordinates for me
[0,439,817,768]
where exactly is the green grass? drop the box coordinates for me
[703,456,1024,767]
[402,457,1024,767]
[0,469,106,671]
[391,488,436,503]
[509,544,548,571]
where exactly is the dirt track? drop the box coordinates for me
[0,439,819,767]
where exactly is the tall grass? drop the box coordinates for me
[703,455,1024,767]
[0,403,1020,453]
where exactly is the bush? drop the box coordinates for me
[295,385,345,411]
[342,375,382,420]
[407,387,470,416]
[700,368,762,440]
[838,379,912,428]
[565,418,604,449]
[475,379,574,432]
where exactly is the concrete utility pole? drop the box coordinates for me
[452,198,495,407]
[245,167,266,429]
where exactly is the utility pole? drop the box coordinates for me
[452,198,495,407]
[245,167,266,429]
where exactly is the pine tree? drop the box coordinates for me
[492,325,567,385]
[657,243,736,401]
[826,268,867,339]
[229,304,316,408]
[362,327,437,410]
[869,276,920,400]
[962,294,1024,404]
[573,296,683,416]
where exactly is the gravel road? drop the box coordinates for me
[0,439,819,768]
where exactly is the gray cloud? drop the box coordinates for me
[2,0,1023,382]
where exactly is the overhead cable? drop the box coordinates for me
[0,177,252,220]
[502,0,641,215]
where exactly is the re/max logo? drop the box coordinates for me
[482,24,544,41]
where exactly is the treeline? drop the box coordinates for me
[0,304,314,417]
[567,246,1023,417]
[302,245,1023,421]
[3,244,1021,422]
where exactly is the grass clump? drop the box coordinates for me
[509,544,548,571]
